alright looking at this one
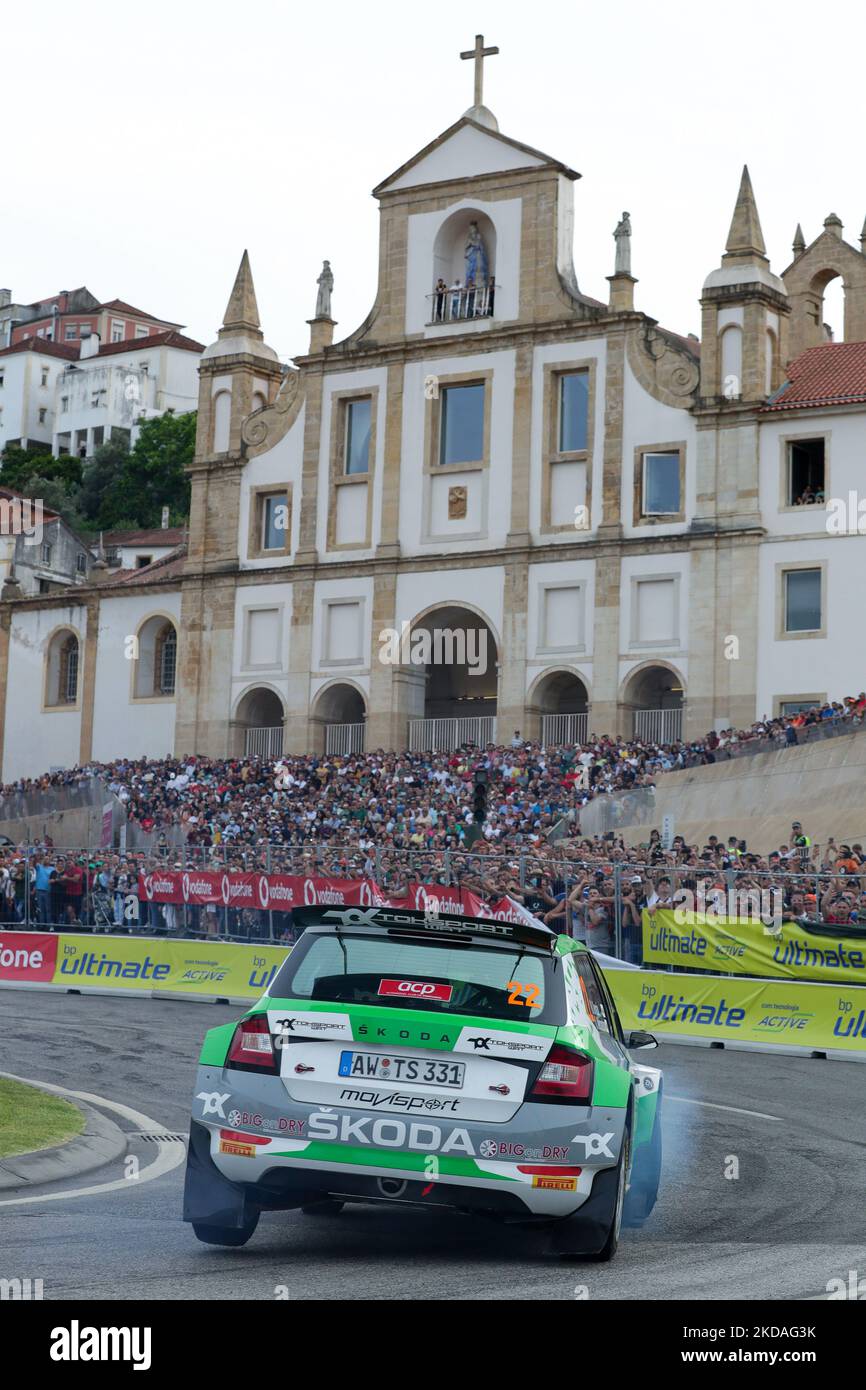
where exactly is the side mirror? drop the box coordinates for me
[626,1030,658,1050]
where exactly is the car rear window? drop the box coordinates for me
[271,931,565,1025]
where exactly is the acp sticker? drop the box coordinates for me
[378,979,453,1002]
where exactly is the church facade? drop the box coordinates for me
[3,58,866,780]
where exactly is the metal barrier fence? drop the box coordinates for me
[3,847,865,969]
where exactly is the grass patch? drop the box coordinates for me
[0,1077,84,1158]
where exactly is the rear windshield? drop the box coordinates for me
[271,931,565,1025]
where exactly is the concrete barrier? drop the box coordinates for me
[620,728,866,851]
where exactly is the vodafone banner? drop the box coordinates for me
[136,871,527,922]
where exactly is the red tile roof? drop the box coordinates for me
[112,545,187,585]
[0,337,79,361]
[95,329,204,357]
[762,341,866,412]
[99,527,184,546]
[97,299,180,325]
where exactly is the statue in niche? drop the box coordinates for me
[464,221,489,288]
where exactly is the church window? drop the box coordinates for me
[155,623,177,696]
[783,568,822,634]
[439,383,484,465]
[344,397,371,475]
[786,438,825,507]
[642,451,681,515]
[558,371,589,453]
[45,629,80,707]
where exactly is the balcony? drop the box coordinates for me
[427,284,496,325]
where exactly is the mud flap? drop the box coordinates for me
[547,1165,619,1256]
[182,1120,259,1230]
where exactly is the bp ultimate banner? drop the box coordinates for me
[642,909,866,986]
[610,968,866,1055]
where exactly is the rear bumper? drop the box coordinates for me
[187,1060,628,1222]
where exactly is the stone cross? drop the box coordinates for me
[460,33,499,108]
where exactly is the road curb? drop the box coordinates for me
[0,1091,128,1191]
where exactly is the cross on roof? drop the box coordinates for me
[460,33,499,109]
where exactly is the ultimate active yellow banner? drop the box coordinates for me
[642,908,866,985]
[609,968,866,1054]
[52,934,289,998]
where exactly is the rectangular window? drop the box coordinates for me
[41,542,53,565]
[38,407,47,424]
[784,568,821,633]
[111,321,124,343]
[60,395,69,411]
[76,553,87,574]
[779,699,820,716]
[642,452,681,514]
[558,371,589,453]
[344,397,371,475]
[64,324,77,340]
[41,368,49,387]
[439,383,484,465]
[261,492,289,551]
[135,325,148,339]
[787,439,825,505]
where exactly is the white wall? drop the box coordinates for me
[3,603,87,779]
[238,404,305,568]
[90,592,181,762]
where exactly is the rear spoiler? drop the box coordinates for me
[292,905,557,952]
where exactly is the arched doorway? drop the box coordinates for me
[406,604,498,750]
[529,669,590,746]
[311,682,367,755]
[234,686,285,758]
[622,664,685,744]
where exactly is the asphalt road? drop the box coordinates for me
[1,989,864,1301]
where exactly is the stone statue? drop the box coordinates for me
[613,212,632,275]
[464,221,489,287]
[315,260,334,318]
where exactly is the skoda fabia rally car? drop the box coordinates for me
[183,906,662,1259]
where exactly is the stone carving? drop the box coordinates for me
[626,324,699,408]
[448,485,468,520]
[315,260,334,318]
[613,212,632,275]
[241,368,303,452]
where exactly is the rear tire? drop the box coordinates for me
[301,1199,345,1216]
[192,1215,259,1247]
[551,1128,630,1262]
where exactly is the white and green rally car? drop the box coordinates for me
[183,906,662,1259]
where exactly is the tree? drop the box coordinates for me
[78,439,131,525]
[114,410,195,528]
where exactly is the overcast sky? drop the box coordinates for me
[6,0,862,360]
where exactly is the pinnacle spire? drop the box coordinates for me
[793,223,805,256]
[221,249,261,335]
[723,165,767,262]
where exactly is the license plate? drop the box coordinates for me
[338,1051,465,1088]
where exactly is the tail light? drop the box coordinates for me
[530,1045,594,1101]
[227,1015,278,1073]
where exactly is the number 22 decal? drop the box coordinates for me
[507,980,541,1009]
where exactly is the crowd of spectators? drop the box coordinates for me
[1,692,865,951]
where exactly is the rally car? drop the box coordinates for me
[183,906,662,1259]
